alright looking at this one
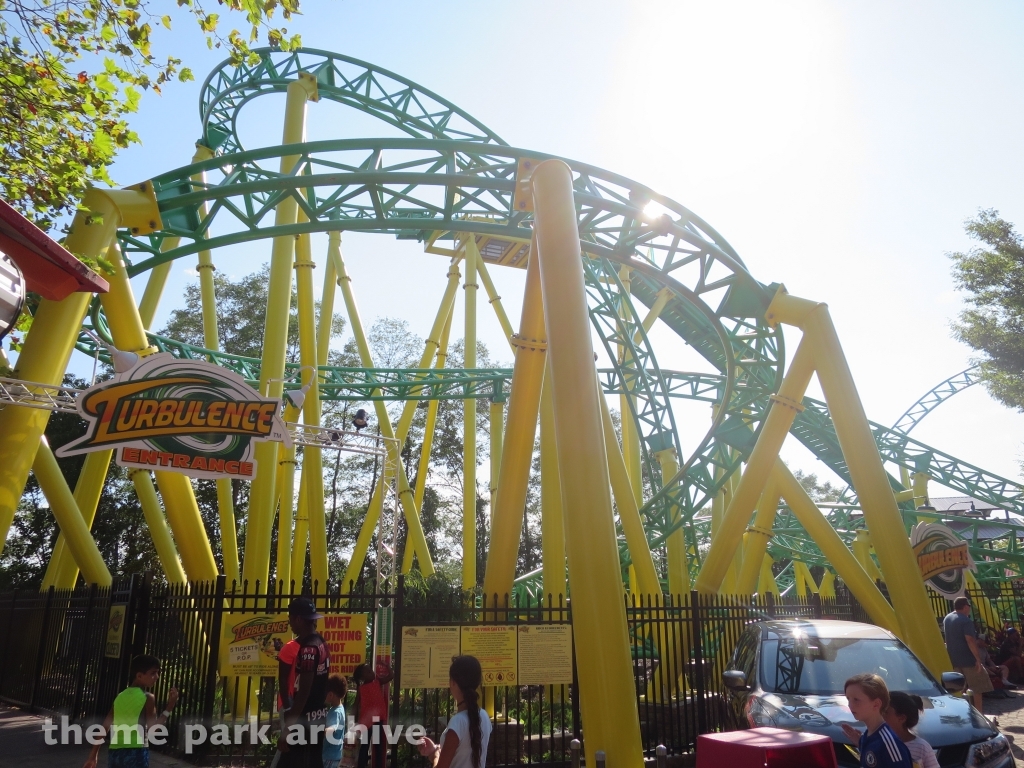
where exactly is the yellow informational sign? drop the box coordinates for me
[105,604,127,659]
[517,624,573,685]
[461,625,517,685]
[400,626,461,688]
[220,613,368,677]
[221,614,292,677]
[321,614,368,676]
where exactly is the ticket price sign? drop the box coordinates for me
[400,626,461,688]
[517,624,573,686]
[221,613,368,677]
[461,625,517,685]
[221,615,293,677]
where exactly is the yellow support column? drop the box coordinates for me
[770,289,950,676]
[463,237,479,589]
[274,402,301,591]
[736,476,781,595]
[413,307,454,514]
[853,530,884,583]
[191,143,240,587]
[0,188,130,550]
[481,238,546,602]
[33,439,111,585]
[532,159,643,768]
[129,468,187,583]
[242,73,318,589]
[384,259,462,573]
[773,460,902,631]
[291,479,309,589]
[793,561,815,597]
[758,555,780,596]
[656,448,690,597]
[694,336,817,594]
[600,395,660,598]
[294,223,329,588]
[617,268,644,505]
[819,570,836,599]
[474,249,515,343]
[331,239,435,587]
[539,368,566,602]
[489,397,504,525]
[42,450,112,589]
[99,241,219,583]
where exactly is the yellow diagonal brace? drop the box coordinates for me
[481,235,546,602]
[34,439,111,585]
[330,239,435,584]
[736,475,780,595]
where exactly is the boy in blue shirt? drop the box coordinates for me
[323,674,348,768]
[841,673,912,768]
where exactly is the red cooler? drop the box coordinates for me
[697,727,838,768]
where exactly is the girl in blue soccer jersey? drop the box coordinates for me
[841,674,912,768]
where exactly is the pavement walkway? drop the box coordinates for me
[6,698,1024,767]
[0,706,194,768]
[984,693,1024,766]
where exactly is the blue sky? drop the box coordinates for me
[80,0,1024,491]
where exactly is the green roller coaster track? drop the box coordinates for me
[70,47,1020,596]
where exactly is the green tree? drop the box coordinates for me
[949,209,1024,412]
[1,0,300,228]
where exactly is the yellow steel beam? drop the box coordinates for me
[539,366,566,602]
[291,478,309,589]
[758,555,780,596]
[275,400,301,590]
[532,159,643,768]
[768,287,950,677]
[188,143,240,587]
[481,236,546,603]
[42,450,112,589]
[129,469,187,583]
[331,237,435,587]
[0,192,123,552]
[242,74,318,589]
[463,237,479,589]
[853,530,884,583]
[656,448,690,597]
[412,305,454,531]
[600,394,660,598]
[294,219,329,587]
[694,336,816,593]
[474,245,515,344]
[773,461,899,631]
[34,439,111,585]
[100,241,219,582]
[736,475,780,595]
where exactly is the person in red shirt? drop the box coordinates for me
[354,662,394,768]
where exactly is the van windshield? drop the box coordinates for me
[760,633,942,696]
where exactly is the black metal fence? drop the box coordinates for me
[0,575,865,766]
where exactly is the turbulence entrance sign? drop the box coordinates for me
[911,522,977,599]
[57,353,290,480]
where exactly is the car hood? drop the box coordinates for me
[762,692,997,747]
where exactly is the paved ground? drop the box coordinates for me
[0,706,194,768]
[984,693,1024,767]
[6,698,1024,767]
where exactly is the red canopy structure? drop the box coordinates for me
[0,198,109,300]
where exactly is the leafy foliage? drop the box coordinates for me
[950,209,1024,412]
[0,0,301,229]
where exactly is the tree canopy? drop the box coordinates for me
[0,0,301,230]
[949,209,1024,412]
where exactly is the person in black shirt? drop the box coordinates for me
[280,597,331,768]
